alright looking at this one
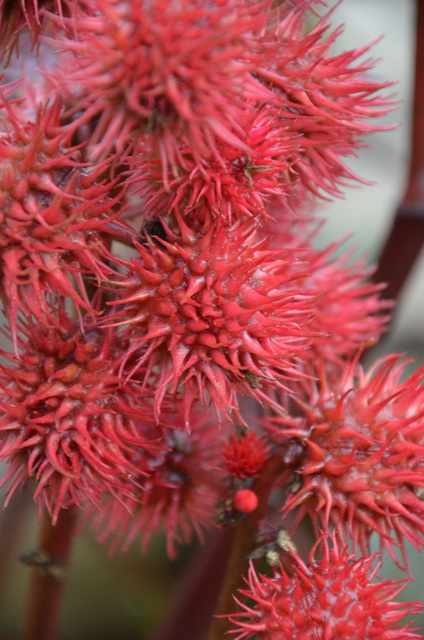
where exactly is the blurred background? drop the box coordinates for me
[0,0,422,637]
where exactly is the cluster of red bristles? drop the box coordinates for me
[0,0,422,637]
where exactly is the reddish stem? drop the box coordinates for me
[21,507,78,640]
[403,0,424,206]
[150,528,235,640]
[373,0,424,302]
[206,455,287,640]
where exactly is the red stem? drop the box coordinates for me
[403,0,424,205]
[373,1,424,302]
[21,507,78,640]
[150,528,235,640]
[206,455,287,640]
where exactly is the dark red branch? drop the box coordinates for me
[21,508,78,640]
[373,0,424,302]
[206,455,288,640]
[150,528,235,640]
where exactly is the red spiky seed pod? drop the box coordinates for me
[0,0,78,55]
[105,216,315,421]
[223,431,269,480]
[255,3,395,202]
[295,240,392,364]
[0,314,157,522]
[262,221,391,365]
[53,0,270,162]
[269,355,424,570]
[0,97,129,346]
[133,106,295,226]
[90,405,228,558]
[228,539,423,639]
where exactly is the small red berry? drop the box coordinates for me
[233,489,258,514]
[135,106,295,225]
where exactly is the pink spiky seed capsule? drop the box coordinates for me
[52,0,270,161]
[269,354,424,570]
[0,314,157,522]
[105,215,315,422]
[0,97,129,347]
[228,538,423,639]
[89,406,229,558]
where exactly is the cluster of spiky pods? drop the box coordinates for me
[0,0,423,638]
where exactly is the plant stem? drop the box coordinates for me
[21,507,78,640]
[150,528,235,640]
[206,455,288,640]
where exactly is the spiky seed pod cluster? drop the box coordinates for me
[268,355,424,568]
[0,1,417,634]
[0,315,158,522]
[53,0,270,161]
[228,540,423,640]
[255,4,395,202]
[105,216,315,421]
[90,407,228,558]
[0,97,129,344]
